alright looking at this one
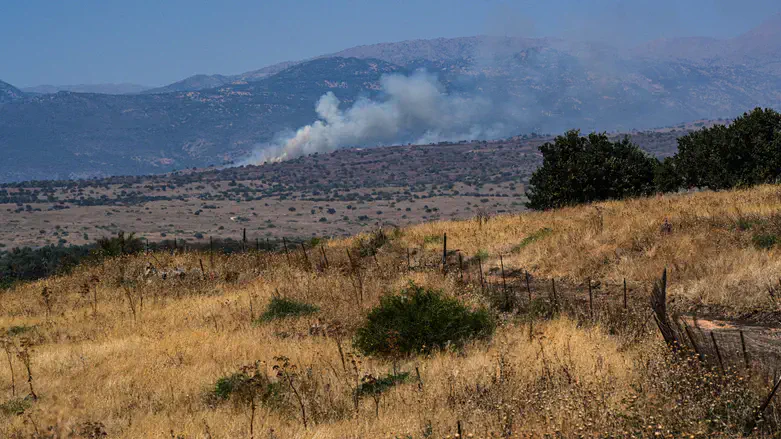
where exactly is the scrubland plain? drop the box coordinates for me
[2,185,781,438]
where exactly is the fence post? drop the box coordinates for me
[525,271,532,304]
[500,255,508,310]
[321,245,329,269]
[623,278,627,310]
[588,277,594,321]
[740,330,750,370]
[442,233,447,274]
[282,237,291,266]
[300,242,310,268]
[458,251,464,282]
[406,248,411,272]
[710,332,725,373]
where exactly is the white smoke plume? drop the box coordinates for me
[245,71,504,164]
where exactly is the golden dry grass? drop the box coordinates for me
[1,186,781,438]
[404,185,781,316]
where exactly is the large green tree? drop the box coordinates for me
[674,108,781,190]
[525,130,657,210]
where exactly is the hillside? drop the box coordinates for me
[0,126,706,250]
[1,16,780,182]
[1,185,780,437]
[0,80,24,103]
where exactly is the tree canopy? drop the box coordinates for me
[525,130,657,210]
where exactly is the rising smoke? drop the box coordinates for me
[245,71,505,164]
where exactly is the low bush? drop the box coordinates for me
[752,233,778,250]
[354,282,494,357]
[205,364,283,408]
[356,372,410,397]
[0,397,32,416]
[258,297,319,323]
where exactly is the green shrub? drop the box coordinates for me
[525,130,658,210]
[356,372,409,396]
[674,108,781,191]
[206,365,283,408]
[258,297,319,323]
[354,282,494,357]
[752,233,778,250]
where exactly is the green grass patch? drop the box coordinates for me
[423,234,443,245]
[0,397,32,416]
[511,228,552,253]
[6,325,35,337]
[258,297,319,323]
[752,233,778,250]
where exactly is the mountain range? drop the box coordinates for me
[21,83,152,95]
[1,14,781,183]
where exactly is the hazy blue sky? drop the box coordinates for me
[2,0,780,87]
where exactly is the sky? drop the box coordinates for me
[2,0,780,88]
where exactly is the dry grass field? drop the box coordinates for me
[2,185,781,438]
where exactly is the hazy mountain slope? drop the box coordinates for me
[2,16,781,183]
[142,74,233,94]
[0,58,403,182]
[0,80,24,103]
[22,83,152,95]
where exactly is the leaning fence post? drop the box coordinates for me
[740,330,750,370]
[710,331,725,373]
[588,277,594,321]
[300,242,310,268]
[682,321,704,363]
[746,375,781,434]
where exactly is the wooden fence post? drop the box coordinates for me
[442,233,447,274]
[300,242,310,268]
[623,278,628,310]
[500,255,508,310]
[282,237,291,266]
[525,271,532,304]
[710,332,725,373]
[740,330,750,370]
[321,245,329,269]
[588,277,594,321]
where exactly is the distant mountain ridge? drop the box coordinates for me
[1,14,780,183]
[22,83,152,95]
